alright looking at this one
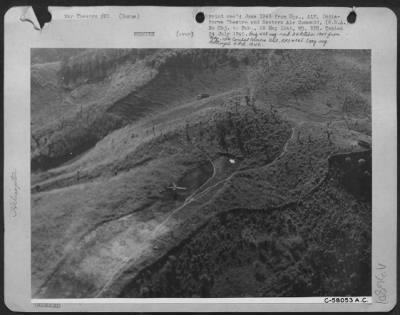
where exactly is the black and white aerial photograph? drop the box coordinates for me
[31,49,372,299]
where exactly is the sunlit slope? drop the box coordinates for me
[31,49,371,298]
[31,50,253,171]
[32,95,292,297]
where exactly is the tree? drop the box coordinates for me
[70,61,78,84]
[249,51,328,105]
[198,121,204,139]
[185,122,191,142]
[297,131,303,144]
[31,134,40,149]
[326,121,332,144]
[199,273,213,297]
[60,56,70,86]
[235,126,246,155]
[216,121,228,150]
[342,96,352,129]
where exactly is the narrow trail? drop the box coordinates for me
[35,147,216,298]
[94,153,217,297]
[194,125,295,202]
[152,153,216,235]
[38,124,297,298]
[102,126,360,299]
[94,126,296,297]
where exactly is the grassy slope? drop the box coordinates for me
[122,151,371,298]
[99,118,370,298]
[31,57,156,170]
[103,50,371,297]
[32,90,292,298]
[31,50,251,172]
[31,49,371,298]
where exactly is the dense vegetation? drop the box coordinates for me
[183,98,291,168]
[31,49,369,172]
[120,151,371,298]
[31,49,372,299]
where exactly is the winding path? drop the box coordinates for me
[152,152,216,235]
[35,146,217,298]
[37,125,296,298]
[94,126,296,297]
[94,151,218,297]
[94,118,369,297]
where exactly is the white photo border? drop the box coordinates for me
[4,6,397,312]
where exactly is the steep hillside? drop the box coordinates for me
[31,49,371,298]
[250,50,370,123]
[120,152,371,298]
[31,50,254,172]
[32,97,292,298]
